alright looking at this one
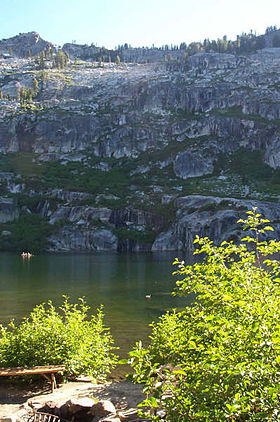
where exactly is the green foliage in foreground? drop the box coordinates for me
[0,298,117,380]
[129,209,280,421]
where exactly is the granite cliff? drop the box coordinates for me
[0,32,280,252]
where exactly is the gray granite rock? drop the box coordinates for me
[0,197,19,222]
[0,32,54,58]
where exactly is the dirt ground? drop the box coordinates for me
[0,377,145,419]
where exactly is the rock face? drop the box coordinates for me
[1,32,280,252]
[48,227,118,252]
[264,30,280,47]
[174,150,214,178]
[62,43,98,60]
[0,57,279,166]
[0,32,54,58]
[152,196,280,251]
[121,47,183,63]
[188,52,245,70]
[0,197,19,223]
[47,207,167,252]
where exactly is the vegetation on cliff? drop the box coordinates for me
[2,28,280,252]
[129,209,280,421]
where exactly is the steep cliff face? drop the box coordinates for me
[1,34,280,252]
[0,197,19,223]
[153,196,280,251]
[47,207,167,252]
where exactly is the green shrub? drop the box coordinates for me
[129,209,280,421]
[214,149,273,181]
[113,227,157,244]
[0,298,117,380]
[0,212,53,253]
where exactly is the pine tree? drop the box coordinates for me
[54,50,68,69]
[41,70,47,83]
[33,77,39,96]
[38,57,46,70]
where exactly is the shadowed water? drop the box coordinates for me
[0,252,194,359]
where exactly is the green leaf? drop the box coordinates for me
[128,209,280,421]
[118,359,128,364]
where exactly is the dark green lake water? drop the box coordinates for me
[0,252,193,359]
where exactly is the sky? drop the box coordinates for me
[0,0,280,49]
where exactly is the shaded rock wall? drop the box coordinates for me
[0,197,19,223]
[152,196,280,251]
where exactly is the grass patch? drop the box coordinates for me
[0,153,43,177]
[214,149,273,181]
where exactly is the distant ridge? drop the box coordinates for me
[1,27,280,62]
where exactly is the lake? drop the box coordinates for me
[0,252,194,361]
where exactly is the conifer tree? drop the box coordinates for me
[54,50,68,69]
[33,77,39,96]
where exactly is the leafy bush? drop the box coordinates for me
[129,209,280,421]
[0,298,117,380]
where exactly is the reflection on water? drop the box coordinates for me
[0,252,194,357]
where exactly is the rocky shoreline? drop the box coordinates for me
[0,379,146,421]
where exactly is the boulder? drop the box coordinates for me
[58,398,95,421]
[98,417,121,422]
[68,397,96,414]
[117,409,139,421]
[90,400,117,417]
[173,150,214,178]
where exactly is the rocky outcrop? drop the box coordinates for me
[0,32,54,58]
[121,47,183,64]
[263,30,280,48]
[44,195,280,252]
[152,196,280,251]
[62,43,98,60]
[49,189,92,203]
[48,227,118,252]
[0,197,19,222]
[188,52,247,70]
[0,173,24,193]
[49,206,112,225]
[46,207,167,252]
[109,209,167,231]
[174,150,214,178]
